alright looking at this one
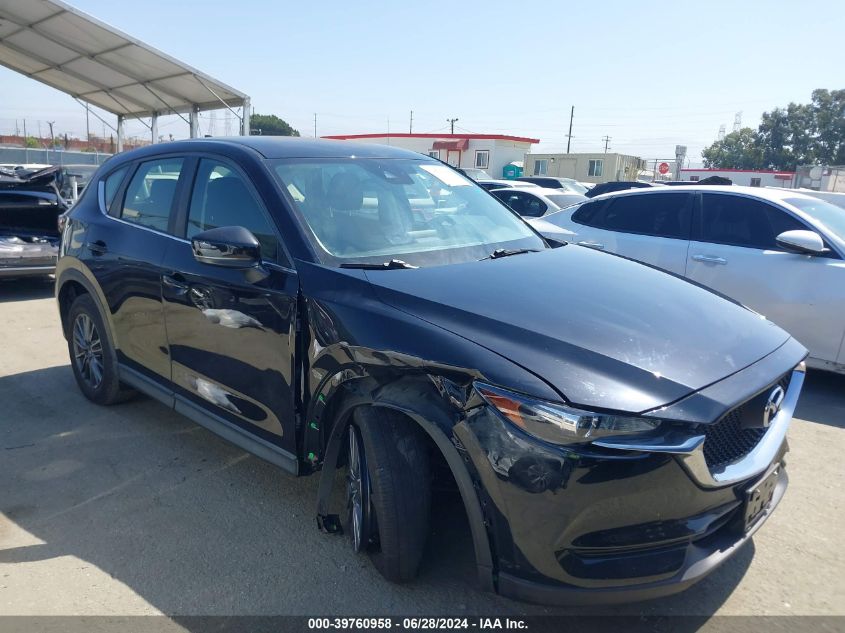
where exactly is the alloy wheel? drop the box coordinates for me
[72,313,104,390]
[346,425,372,552]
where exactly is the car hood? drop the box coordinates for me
[365,246,791,413]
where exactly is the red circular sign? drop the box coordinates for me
[658,162,670,175]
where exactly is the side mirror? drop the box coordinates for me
[776,229,827,256]
[191,226,262,268]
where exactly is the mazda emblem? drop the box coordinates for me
[763,386,785,427]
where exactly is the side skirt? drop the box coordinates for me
[118,364,300,476]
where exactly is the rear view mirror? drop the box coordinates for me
[191,226,262,268]
[775,230,827,256]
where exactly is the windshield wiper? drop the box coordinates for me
[339,259,419,270]
[479,248,540,261]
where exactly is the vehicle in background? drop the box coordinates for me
[537,185,845,373]
[792,189,845,210]
[56,138,807,605]
[585,180,660,198]
[516,176,588,194]
[457,167,491,181]
[59,164,100,201]
[577,181,595,190]
[0,165,67,278]
[476,179,540,191]
[490,187,587,218]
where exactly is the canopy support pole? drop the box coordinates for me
[116,114,124,152]
[241,97,251,136]
[189,106,199,138]
[151,112,158,143]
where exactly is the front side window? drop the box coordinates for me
[534,159,548,176]
[475,150,490,169]
[271,158,544,267]
[187,159,281,262]
[588,159,603,177]
[120,158,184,232]
[698,194,805,249]
[596,193,691,239]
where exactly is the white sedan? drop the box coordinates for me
[536,185,845,373]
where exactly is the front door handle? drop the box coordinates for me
[692,254,727,265]
[162,273,189,294]
[578,241,605,250]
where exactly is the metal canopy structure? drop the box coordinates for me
[0,0,250,149]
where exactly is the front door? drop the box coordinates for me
[161,157,299,454]
[685,192,844,364]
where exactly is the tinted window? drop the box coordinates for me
[698,193,805,249]
[595,193,691,239]
[120,158,184,232]
[102,166,129,215]
[571,200,605,225]
[493,191,547,217]
[187,159,281,263]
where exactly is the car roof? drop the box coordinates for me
[587,184,819,203]
[112,136,427,161]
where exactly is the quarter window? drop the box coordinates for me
[534,159,548,176]
[120,158,184,232]
[594,193,692,239]
[588,159,603,177]
[698,194,805,250]
[187,159,282,263]
[475,150,490,169]
[102,165,128,214]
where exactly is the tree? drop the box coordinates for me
[24,136,40,148]
[702,128,763,169]
[249,113,300,137]
[701,88,844,171]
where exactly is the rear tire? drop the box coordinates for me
[349,407,431,583]
[67,293,135,405]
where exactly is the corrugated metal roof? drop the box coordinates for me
[0,0,247,118]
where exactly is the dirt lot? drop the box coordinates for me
[1,278,843,617]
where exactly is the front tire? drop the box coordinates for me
[348,407,431,583]
[67,293,134,405]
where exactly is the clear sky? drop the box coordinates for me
[1,0,842,164]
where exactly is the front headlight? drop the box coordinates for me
[475,382,659,446]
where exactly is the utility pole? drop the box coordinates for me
[602,135,612,153]
[409,110,413,134]
[447,117,459,134]
[566,105,574,154]
[85,102,90,146]
[313,113,317,138]
[47,121,55,147]
[23,119,28,163]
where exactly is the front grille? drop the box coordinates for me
[702,372,792,470]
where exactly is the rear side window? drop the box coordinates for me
[120,158,184,232]
[595,193,692,239]
[187,159,282,263]
[102,166,128,214]
[493,191,547,217]
[698,194,805,250]
[571,200,605,225]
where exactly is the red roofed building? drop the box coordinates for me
[322,133,540,179]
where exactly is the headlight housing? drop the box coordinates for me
[475,382,659,446]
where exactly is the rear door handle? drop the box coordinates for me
[578,241,605,250]
[86,240,108,255]
[162,273,189,294]
[692,254,727,265]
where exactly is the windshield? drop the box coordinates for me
[462,168,491,180]
[785,197,845,240]
[547,194,586,209]
[270,158,545,267]
[561,180,588,194]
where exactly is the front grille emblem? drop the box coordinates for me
[763,386,785,428]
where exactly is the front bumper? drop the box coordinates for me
[454,363,803,606]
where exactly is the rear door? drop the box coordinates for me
[92,156,188,387]
[160,156,300,455]
[686,192,844,364]
[568,192,693,275]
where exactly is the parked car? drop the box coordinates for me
[476,179,540,191]
[457,167,491,181]
[59,164,100,201]
[489,187,587,217]
[536,185,845,373]
[516,176,588,194]
[56,138,807,604]
[0,165,67,278]
[585,180,660,198]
